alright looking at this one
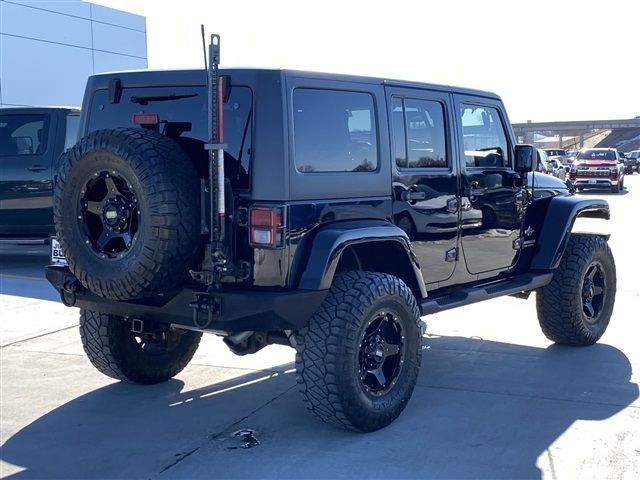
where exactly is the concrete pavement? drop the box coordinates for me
[1,175,639,479]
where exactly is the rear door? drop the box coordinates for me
[387,87,460,287]
[453,95,525,275]
[0,112,57,235]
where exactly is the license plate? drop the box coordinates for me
[588,180,597,184]
[50,237,67,265]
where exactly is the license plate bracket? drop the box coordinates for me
[50,237,68,265]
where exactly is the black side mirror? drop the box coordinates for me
[514,144,535,173]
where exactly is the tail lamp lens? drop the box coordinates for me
[249,206,285,248]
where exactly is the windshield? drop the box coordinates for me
[576,150,616,161]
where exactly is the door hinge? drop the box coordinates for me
[445,247,457,262]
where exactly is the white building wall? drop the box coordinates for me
[0,0,147,107]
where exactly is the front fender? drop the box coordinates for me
[530,195,610,271]
[296,220,426,297]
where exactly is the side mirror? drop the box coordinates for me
[514,144,535,173]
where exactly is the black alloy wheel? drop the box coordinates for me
[79,170,140,259]
[358,312,405,395]
[581,261,606,323]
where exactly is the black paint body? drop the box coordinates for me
[46,69,610,333]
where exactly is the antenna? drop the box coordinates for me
[201,25,208,75]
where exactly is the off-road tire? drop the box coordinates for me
[536,234,616,346]
[295,271,422,432]
[55,128,200,300]
[80,309,202,384]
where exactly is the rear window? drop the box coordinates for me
[87,85,253,189]
[0,114,49,156]
[545,149,566,156]
[576,150,616,160]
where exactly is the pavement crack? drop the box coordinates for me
[0,325,78,349]
[158,447,199,474]
[417,383,640,410]
[546,449,558,480]
[209,384,296,441]
[155,384,295,477]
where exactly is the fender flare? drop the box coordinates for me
[530,195,610,271]
[295,220,427,298]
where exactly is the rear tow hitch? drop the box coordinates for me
[60,278,83,307]
[189,292,221,329]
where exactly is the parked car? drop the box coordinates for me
[0,107,80,243]
[566,150,579,162]
[544,148,576,172]
[547,158,566,180]
[568,148,625,192]
[536,149,553,174]
[623,150,639,174]
[44,38,616,432]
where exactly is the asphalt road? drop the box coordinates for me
[1,175,639,479]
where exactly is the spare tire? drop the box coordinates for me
[54,128,201,300]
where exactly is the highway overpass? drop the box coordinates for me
[512,118,640,149]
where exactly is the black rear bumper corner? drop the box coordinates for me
[45,265,327,333]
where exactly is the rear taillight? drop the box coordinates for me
[249,205,285,248]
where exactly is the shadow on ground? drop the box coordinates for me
[2,337,637,479]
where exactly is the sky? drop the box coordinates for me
[91,0,639,124]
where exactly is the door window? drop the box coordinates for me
[459,105,509,168]
[0,114,49,156]
[392,97,447,169]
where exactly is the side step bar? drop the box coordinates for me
[419,272,553,315]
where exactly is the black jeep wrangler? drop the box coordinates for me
[46,38,616,432]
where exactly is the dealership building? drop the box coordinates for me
[0,0,147,108]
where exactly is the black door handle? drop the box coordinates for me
[28,165,47,172]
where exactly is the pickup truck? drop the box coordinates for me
[0,107,80,244]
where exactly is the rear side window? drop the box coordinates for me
[459,105,510,168]
[0,114,49,156]
[293,89,378,173]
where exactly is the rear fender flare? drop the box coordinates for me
[295,220,427,298]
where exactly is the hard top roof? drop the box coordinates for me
[87,67,500,100]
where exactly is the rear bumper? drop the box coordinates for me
[45,266,327,333]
